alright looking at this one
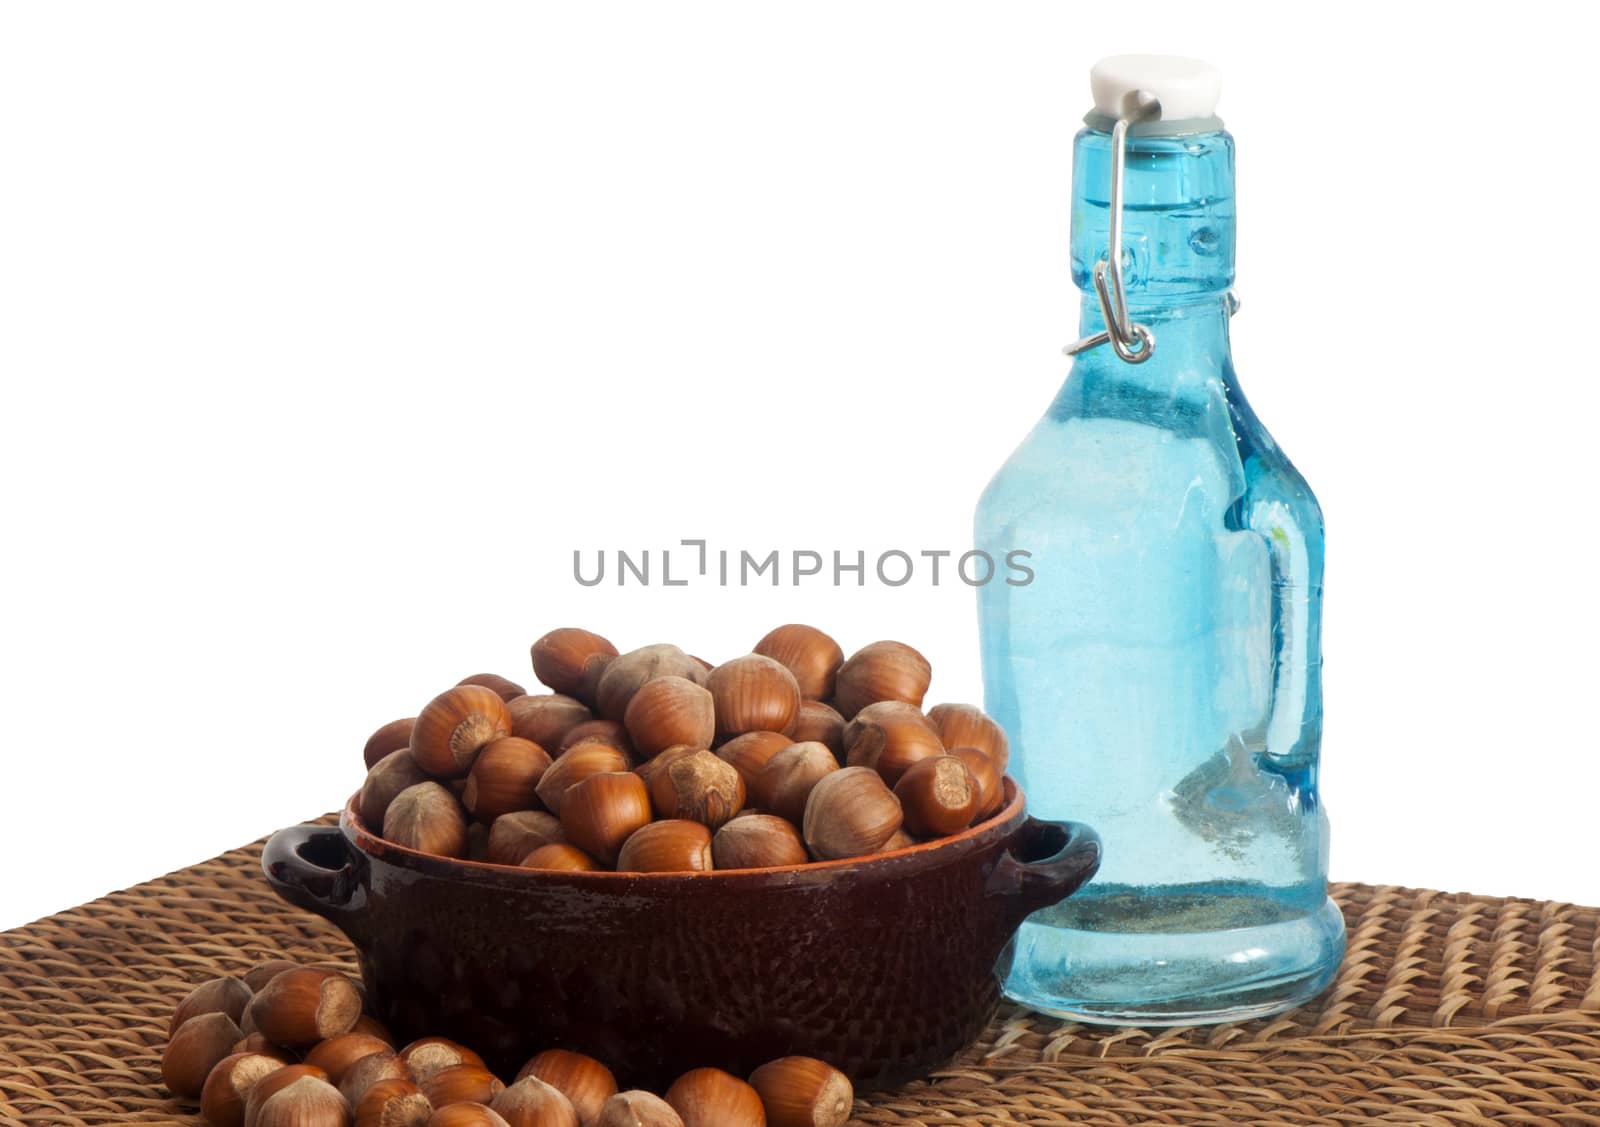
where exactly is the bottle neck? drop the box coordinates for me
[1074,294,1233,393]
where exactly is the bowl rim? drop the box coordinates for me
[342,777,1027,885]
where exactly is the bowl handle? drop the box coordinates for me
[262,823,365,924]
[987,818,1102,922]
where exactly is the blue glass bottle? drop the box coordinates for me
[975,109,1345,1023]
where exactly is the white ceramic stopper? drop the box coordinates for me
[1090,54,1223,122]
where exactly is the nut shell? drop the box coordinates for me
[597,1091,683,1127]
[664,1067,765,1127]
[710,815,809,871]
[560,772,653,866]
[490,1076,581,1127]
[364,718,417,770]
[788,700,845,761]
[714,731,794,790]
[535,743,632,816]
[752,743,838,825]
[508,694,593,750]
[648,749,745,830]
[163,1010,246,1100]
[595,644,706,722]
[893,754,980,837]
[201,1052,286,1127]
[360,750,431,831]
[748,1057,853,1127]
[842,703,944,786]
[248,1073,350,1127]
[397,1038,485,1084]
[951,747,1006,821]
[487,810,565,866]
[557,720,634,757]
[429,1106,512,1127]
[623,676,716,758]
[516,1049,618,1127]
[411,685,513,778]
[383,782,469,859]
[926,703,1009,773]
[169,974,253,1037]
[246,968,363,1049]
[242,960,301,993]
[458,672,528,702]
[518,843,601,872]
[337,1050,410,1107]
[752,624,844,701]
[421,1063,505,1108]
[463,737,553,821]
[304,1032,395,1085]
[832,640,932,719]
[531,627,619,704]
[802,766,904,861]
[354,1078,432,1127]
[616,819,714,873]
[706,655,801,742]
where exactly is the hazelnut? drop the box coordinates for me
[410,685,513,778]
[713,731,794,790]
[802,767,904,860]
[842,702,943,786]
[560,772,653,866]
[623,676,715,758]
[232,1034,293,1061]
[832,640,932,719]
[304,1032,395,1085]
[519,843,601,872]
[429,1106,513,1127]
[364,718,417,770]
[458,672,528,702]
[616,820,714,873]
[243,960,301,993]
[788,700,845,761]
[338,1049,411,1107]
[710,815,809,871]
[664,1067,765,1127]
[752,742,838,825]
[535,742,631,815]
[463,737,553,821]
[487,811,565,866]
[490,1076,581,1127]
[706,654,801,741]
[951,747,1006,821]
[247,1073,350,1127]
[246,968,363,1048]
[597,1091,683,1127]
[162,1010,246,1100]
[595,644,707,722]
[748,1057,853,1127]
[531,627,619,705]
[508,693,593,750]
[398,1038,485,1084]
[557,720,634,757]
[360,749,431,831]
[647,749,745,830]
[352,1014,398,1047]
[632,745,696,789]
[354,1078,432,1127]
[421,1063,505,1108]
[893,754,980,837]
[382,782,469,859]
[926,703,1009,773]
[200,1052,286,1127]
[752,625,844,701]
[516,1049,617,1127]
[880,829,917,852]
[169,974,253,1037]
[245,1064,330,1111]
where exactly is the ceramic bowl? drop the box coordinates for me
[263,780,1098,1088]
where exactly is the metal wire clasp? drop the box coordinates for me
[1066,90,1161,365]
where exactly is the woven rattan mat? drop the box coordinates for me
[3,827,1599,1127]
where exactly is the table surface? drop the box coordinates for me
[2,822,1598,1125]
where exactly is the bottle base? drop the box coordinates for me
[1001,893,1346,1026]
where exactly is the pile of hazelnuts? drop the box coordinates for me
[162,958,852,1126]
[358,625,1011,872]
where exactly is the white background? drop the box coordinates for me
[2,2,1597,932]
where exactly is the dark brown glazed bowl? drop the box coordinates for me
[263,781,1098,1089]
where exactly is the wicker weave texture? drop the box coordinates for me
[2,823,1598,1125]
